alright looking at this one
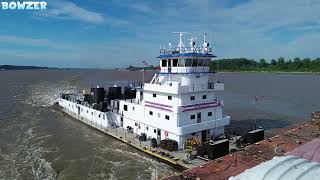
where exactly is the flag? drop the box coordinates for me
[218,100,224,108]
[142,60,148,66]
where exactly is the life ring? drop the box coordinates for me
[164,131,169,137]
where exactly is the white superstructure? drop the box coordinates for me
[58,33,230,149]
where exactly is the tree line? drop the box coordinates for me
[210,57,320,72]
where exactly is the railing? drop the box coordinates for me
[189,82,224,91]
[160,47,212,55]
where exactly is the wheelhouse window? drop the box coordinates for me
[185,59,193,67]
[192,59,198,67]
[178,59,185,67]
[197,59,204,66]
[172,59,178,67]
[161,59,167,67]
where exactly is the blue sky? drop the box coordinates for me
[0,0,320,68]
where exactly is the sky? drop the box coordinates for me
[0,0,320,68]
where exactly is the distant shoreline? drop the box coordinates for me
[218,70,320,74]
[0,65,54,71]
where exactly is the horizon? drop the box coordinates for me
[1,0,320,68]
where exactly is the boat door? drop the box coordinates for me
[77,106,80,115]
[157,129,161,142]
[197,112,201,123]
[168,59,171,73]
[120,117,123,127]
[202,130,207,142]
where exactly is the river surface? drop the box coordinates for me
[0,69,319,180]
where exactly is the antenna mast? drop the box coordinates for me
[172,32,188,53]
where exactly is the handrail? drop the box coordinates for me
[160,47,212,55]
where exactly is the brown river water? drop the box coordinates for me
[0,69,319,179]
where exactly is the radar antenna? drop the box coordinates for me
[188,37,198,53]
[172,32,188,53]
[202,33,210,53]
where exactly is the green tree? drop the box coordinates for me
[259,59,268,67]
[277,57,285,66]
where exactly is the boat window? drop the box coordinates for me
[124,105,128,111]
[198,59,204,66]
[192,59,198,67]
[165,115,170,120]
[168,96,172,100]
[149,111,153,115]
[146,126,149,130]
[208,112,212,116]
[202,95,207,99]
[190,115,195,119]
[190,96,195,101]
[153,93,156,97]
[154,129,156,133]
[172,59,178,67]
[185,59,193,67]
[178,59,185,67]
[204,59,211,67]
[161,59,167,67]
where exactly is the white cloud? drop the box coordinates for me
[129,3,154,14]
[38,1,105,24]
